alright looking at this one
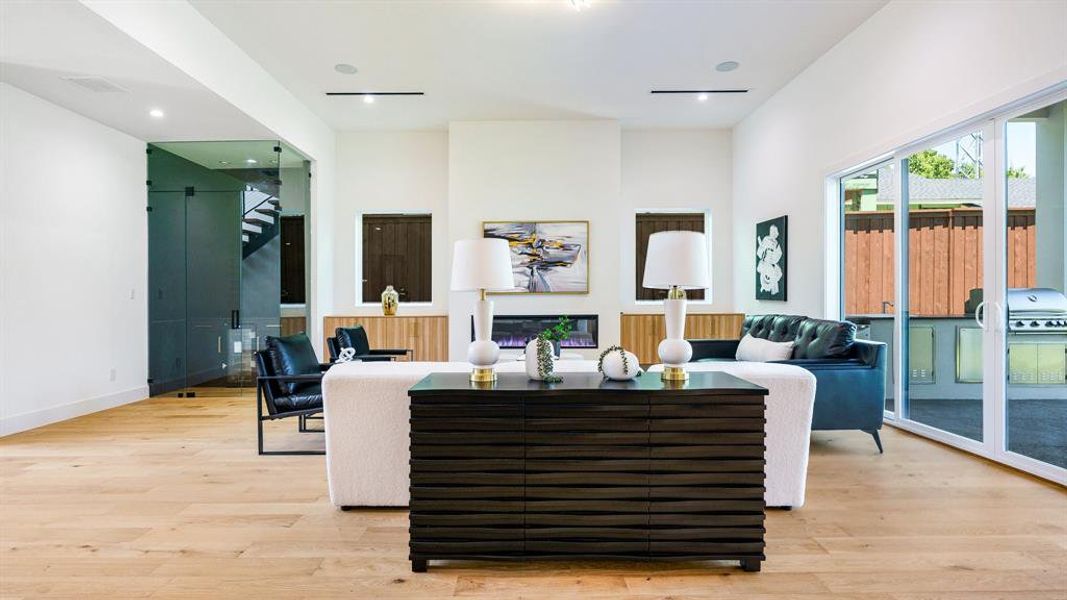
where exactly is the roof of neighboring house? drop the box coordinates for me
[876,169,1036,207]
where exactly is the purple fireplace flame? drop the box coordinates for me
[472,314,599,349]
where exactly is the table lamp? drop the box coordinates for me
[450,238,515,383]
[642,231,711,382]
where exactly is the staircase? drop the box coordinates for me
[241,188,282,258]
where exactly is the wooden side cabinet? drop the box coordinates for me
[407,372,768,572]
[322,315,448,361]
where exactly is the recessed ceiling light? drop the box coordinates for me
[245,158,258,164]
[363,94,375,104]
[697,93,709,102]
[148,108,165,118]
[334,63,358,75]
[570,0,591,10]
[716,61,740,72]
[219,161,230,165]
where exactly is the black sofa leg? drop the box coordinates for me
[868,430,884,454]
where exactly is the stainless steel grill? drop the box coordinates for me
[1008,288,1067,333]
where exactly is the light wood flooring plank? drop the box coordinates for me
[1,389,1064,599]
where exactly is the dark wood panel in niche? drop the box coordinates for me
[279,216,305,304]
[636,212,705,301]
[407,372,767,573]
[362,214,431,303]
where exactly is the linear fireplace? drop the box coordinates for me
[471,314,599,349]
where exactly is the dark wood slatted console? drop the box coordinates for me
[407,371,768,573]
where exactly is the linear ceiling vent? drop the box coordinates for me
[62,76,128,93]
[649,89,749,95]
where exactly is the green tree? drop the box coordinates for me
[908,149,956,179]
[956,162,978,179]
[1007,165,1030,179]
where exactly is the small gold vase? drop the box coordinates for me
[381,285,399,316]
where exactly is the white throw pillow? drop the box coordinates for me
[735,334,795,362]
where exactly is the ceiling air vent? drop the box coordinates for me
[62,76,128,93]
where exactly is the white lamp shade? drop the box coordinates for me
[450,238,515,291]
[642,230,710,290]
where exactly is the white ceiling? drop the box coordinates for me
[0,0,274,142]
[190,0,886,130]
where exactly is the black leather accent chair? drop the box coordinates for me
[255,333,330,455]
[689,314,888,453]
[326,325,411,362]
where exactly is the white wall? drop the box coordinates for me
[621,129,734,313]
[333,131,450,315]
[0,83,148,435]
[83,0,338,358]
[447,121,623,360]
[732,0,1067,317]
[329,126,735,357]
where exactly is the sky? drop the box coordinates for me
[1006,121,1037,177]
[931,121,1037,178]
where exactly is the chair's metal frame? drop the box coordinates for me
[256,367,327,456]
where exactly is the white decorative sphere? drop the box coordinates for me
[524,339,555,381]
[468,340,500,367]
[601,349,641,381]
[658,338,692,366]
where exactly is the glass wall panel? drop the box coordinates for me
[278,144,311,329]
[903,131,985,441]
[185,190,241,388]
[842,163,897,412]
[1004,99,1067,469]
[147,191,187,396]
[147,141,284,395]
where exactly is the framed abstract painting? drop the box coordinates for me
[755,215,787,301]
[482,220,589,294]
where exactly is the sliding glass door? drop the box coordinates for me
[999,96,1067,474]
[839,87,1066,483]
[841,163,897,412]
[901,128,988,444]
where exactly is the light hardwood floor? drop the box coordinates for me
[1,389,1065,599]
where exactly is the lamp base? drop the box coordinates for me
[470,366,497,384]
[661,366,689,382]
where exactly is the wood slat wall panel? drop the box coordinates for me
[635,213,706,301]
[322,315,448,361]
[279,216,306,304]
[279,316,306,337]
[620,313,745,364]
[362,214,432,303]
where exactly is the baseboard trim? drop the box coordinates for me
[0,386,149,437]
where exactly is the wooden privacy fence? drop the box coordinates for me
[844,208,1036,316]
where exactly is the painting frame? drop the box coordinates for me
[482,220,590,295]
[755,215,787,301]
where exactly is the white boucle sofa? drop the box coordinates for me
[322,359,815,509]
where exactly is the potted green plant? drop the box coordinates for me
[524,331,562,383]
[540,316,573,357]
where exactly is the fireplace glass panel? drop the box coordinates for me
[474,314,599,349]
